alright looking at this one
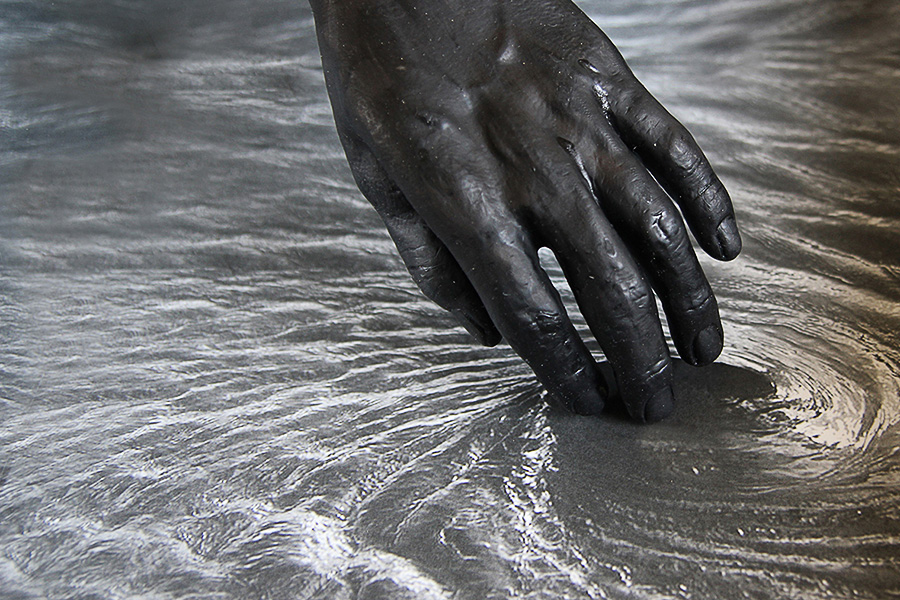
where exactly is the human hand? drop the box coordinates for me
[310,0,741,421]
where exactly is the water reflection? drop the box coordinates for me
[1,0,899,598]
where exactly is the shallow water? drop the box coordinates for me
[1,0,899,598]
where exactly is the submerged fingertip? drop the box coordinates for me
[574,379,608,416]
[572,394,605,416]
[562,364,608,416]
[642,386,675,423]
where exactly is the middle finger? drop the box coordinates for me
[532,146,676,422]
[563,127,724,367]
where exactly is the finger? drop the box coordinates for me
[607,82,742,261]
[559,131,723,366]
[338,129,501,346]
[457,221,610,416]
[536,149,676,422]
[371,119,609,414]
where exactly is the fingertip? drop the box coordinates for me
[451,308,502,347]
[690,323,723,366]
[570,369,608,416]
[571,394,605,416]
[715,216,742,261]
[545,362,608,416]
[482,327,503,347]
[642,385,675,423]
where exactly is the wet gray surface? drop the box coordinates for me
[1,0,899,598]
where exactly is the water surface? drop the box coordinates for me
[1,1,899,598]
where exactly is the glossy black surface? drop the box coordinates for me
[312,0,741,421]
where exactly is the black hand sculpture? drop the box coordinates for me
[310,0,741,421]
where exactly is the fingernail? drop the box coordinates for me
[643,386,675,423]
[691,324,723,366]
[715,217,742,260]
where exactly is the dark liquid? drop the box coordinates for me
[1,1,898,598]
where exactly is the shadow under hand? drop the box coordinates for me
[548,360,776,514]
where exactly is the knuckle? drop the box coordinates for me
[414,111,452,132]
[520,307,567,337]
[682,290,715,316]
[680,148,705,180]
[646,207,684,250]
[611,83,645,120]
[505,306,574,356]
[454,218,528,261]
[616,273,654,314]
[694,177,727,212]
[412,112,460,142]
[665,131,699,172]
[666,134,716,194]
[344,89,392,141]
[402,239,441,274]
[637,357,670,384]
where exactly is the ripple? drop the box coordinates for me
[1,0,899,598]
